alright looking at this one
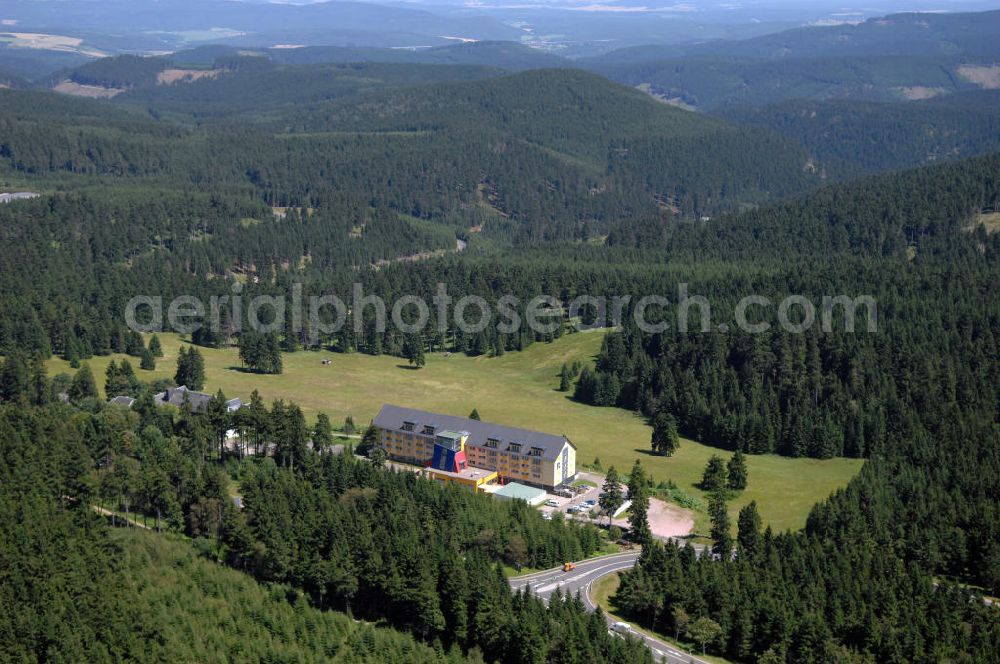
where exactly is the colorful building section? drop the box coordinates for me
[430,430,468,473]
[374,404,577,490]
[422,429,499,490]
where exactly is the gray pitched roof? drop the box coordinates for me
[374,404,574,461]
[108,396,136,408]
[153,386,213,412]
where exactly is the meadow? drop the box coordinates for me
[48,330,862,534]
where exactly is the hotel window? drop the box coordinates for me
[422,425,435,436]
[508,443,521,454]
[529,447,543,457]
[485,438,499,449]
[401,421,415,432]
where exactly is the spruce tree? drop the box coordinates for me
[737,500,762,557]
[0,351,29,402]
[701,455,728,492]
[148,334,163,357]
[175,346,206,389]
[469,408,481,421]
[651,410,679,456]
[404,333,426,368]
[627,459,652,546]
[709,492,731,559]
[558,364,571,392]
[599,466,625,527]
[69,363,98,402]
[140,348,156,371]
[358,424,379,456]
[727,450,748,491]
[313,413,333,451]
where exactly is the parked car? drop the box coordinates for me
[583,499,597,506]
[563,562,576,572]
[544,499,559,507]
[612,622,631,635]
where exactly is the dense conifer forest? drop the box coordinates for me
[2,40,1000,662]
[0,396,651,663]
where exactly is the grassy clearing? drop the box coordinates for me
[977,211,1000,233]
[47,330,860,533]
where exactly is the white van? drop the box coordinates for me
[611,622,631,635]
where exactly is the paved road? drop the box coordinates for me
[510,552,706,664]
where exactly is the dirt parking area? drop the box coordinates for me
[612,498,694,539]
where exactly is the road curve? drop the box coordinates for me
[509,553,707,664]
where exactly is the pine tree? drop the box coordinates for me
[0,351,29,402]
[27,355,49,406]
[404,333,426,368]
[558,364,571,392]
[124,330,145,356]
[627,460,652,546]
[737,500,762,557]
[701,455,728,492]
[599,466,625,527]
[358,424,379,457]
[727,450,748,491]
[469,408,481,421]
[175,346,206,389]
[313,413,333,451]
[207,390,230,460]
[709,492,731,560]
[69,363,98,402]
[651,410,679,456]
[148,334,163,357]
[369,441,387,467]
[342,414,355,435]
[140,348,156,370]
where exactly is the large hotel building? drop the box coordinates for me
[373,404,577,491]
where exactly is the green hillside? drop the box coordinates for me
[722,93,1000,172]
[585,10,1000,109]
[113,530,463,663]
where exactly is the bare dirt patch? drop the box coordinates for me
[976,211,1000,233]
[2,32,104,57]
[895,86,947,100]
[636,83,696,111]
[156,68,223,85]
[957,65,1000,90]
[53,79,124,98]
[612,498,694,539]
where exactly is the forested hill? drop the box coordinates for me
[582,9,1000,109]
[45,55,502,121]
[598,9,1000,63]
[1,69,835,236]
[720,92,1000,173]
[0,68,29,90]
[267,41,569,71]
[267,68,831,219]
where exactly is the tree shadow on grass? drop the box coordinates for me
[227,366,264,374]
[633,448,665,457]
[395,364,422,371]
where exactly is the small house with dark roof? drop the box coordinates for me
[373,404,577,490]
[151,386,243,414]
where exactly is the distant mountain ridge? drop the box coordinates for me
[583,9,1000,109]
